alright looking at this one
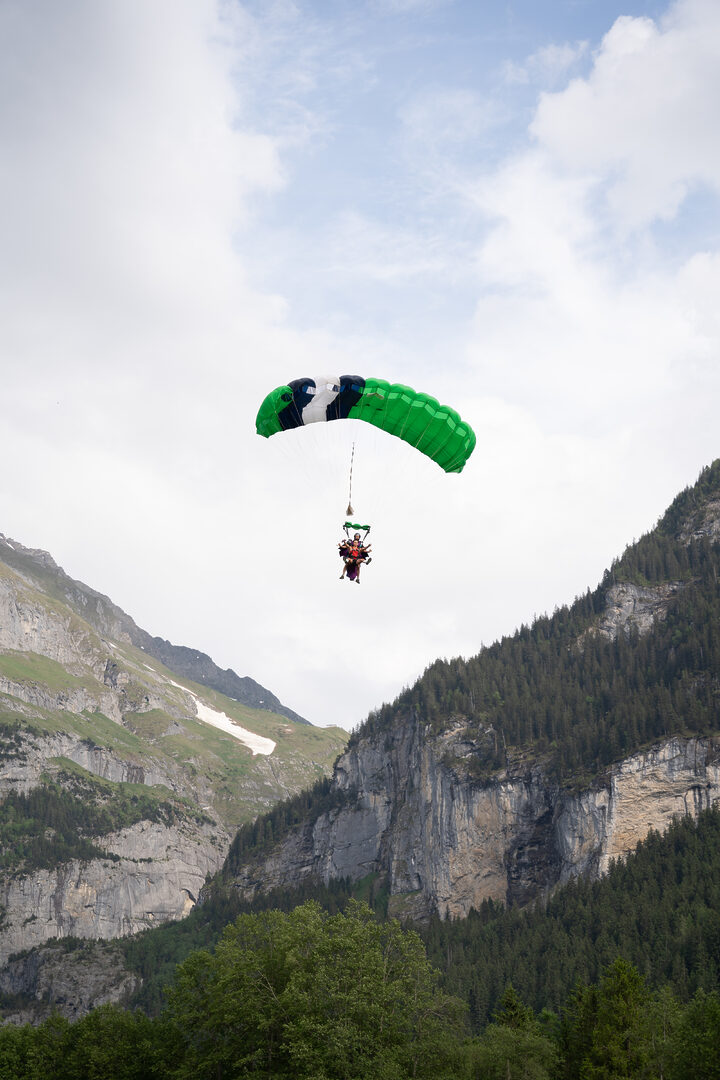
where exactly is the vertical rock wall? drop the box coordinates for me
[229,717,720,920]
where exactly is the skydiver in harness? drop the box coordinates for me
[339,529,372,584]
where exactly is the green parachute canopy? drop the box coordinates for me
[255,375,476,473]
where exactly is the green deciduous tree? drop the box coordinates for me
[0,1015,70,1080]
[166,899,468,1079]
[0,1007,177,1080]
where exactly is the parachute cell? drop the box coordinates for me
[255,375,475,473]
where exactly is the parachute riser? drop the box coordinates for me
[346,441,355,517]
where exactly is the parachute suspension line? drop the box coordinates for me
[412,409,440,453]
[346,441,355,517]
[396,391,414,443]
[373,379,393,450]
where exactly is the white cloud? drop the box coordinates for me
[371,0,451,13]
[504,40,589,87]
[0,0,294,480]
[399,87,505,150]
[323,210,457,282]
[530,0,720,230]
[456,0,720,437]
[0,0,288,399]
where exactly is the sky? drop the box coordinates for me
[1,0,719,730]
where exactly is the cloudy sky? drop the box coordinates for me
[1,0,719,729]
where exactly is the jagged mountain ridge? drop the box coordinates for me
[216,460,720,921]
[0,532,346,964]
[0,534,305,723]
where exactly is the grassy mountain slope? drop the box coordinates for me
[0,534,306,723]
[0,535,346,834]
[0,634,344,837]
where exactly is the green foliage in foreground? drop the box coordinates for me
[166,900,467,1079]
[0,1007,178,1080]
[2,915,720,1079]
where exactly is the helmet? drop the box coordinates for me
[354,534,361,540]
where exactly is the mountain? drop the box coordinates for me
[0,533,347,964]
[4,460,720,1025]
[0,535,306,723]
[215,460,720,921]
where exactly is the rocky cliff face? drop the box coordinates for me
[0,941,141,1025]
[227,716,720,920]
[678,495,720,543]
[0,818,223,963]
[589,580,685,640]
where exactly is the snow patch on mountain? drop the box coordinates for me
[169,681,276,756]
